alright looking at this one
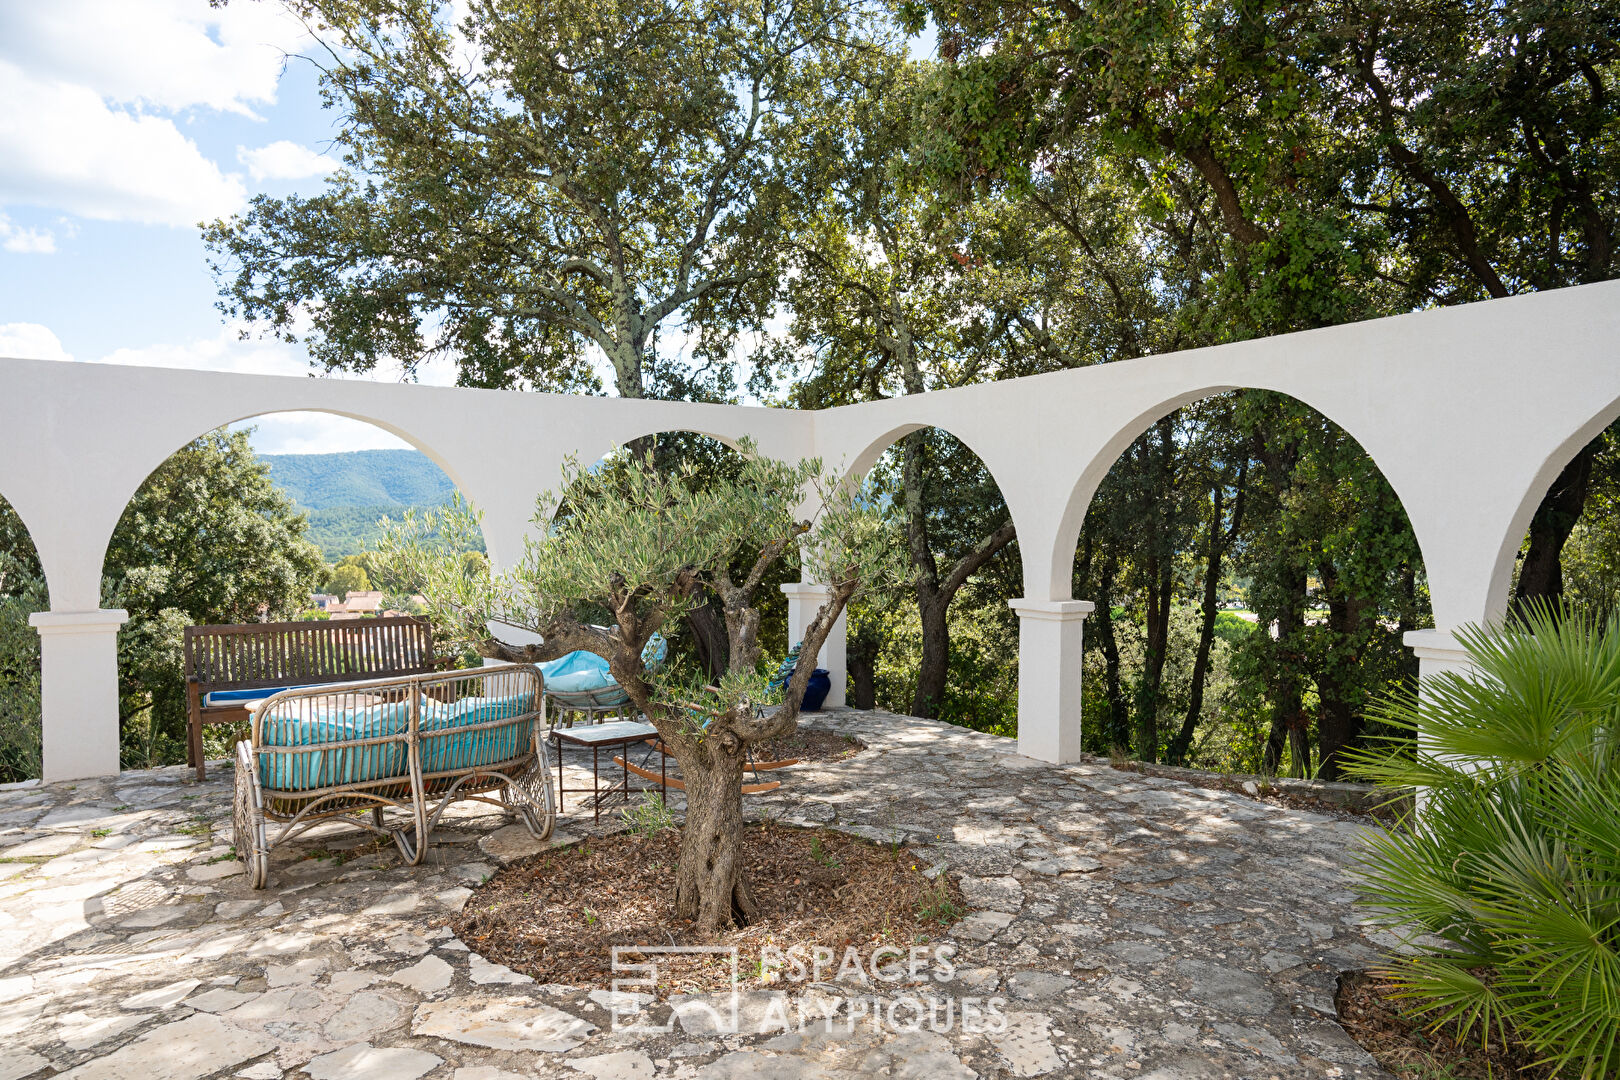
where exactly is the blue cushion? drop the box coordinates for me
[540,651,615,694]
[539,635,667,695]
[204,683,320,707]
[417,693,537,773]
[257,701,411,791]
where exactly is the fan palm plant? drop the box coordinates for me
[1346,602,1620,1077]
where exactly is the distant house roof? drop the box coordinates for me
[341,591,385,613]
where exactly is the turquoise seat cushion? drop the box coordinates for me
[257,701,410,791]
[418,693,537,773]
[539,650,614,694]
[539,635,668,695]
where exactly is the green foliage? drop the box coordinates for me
[105,430,325,769]
[382,439,905,721]
[619,792,676,838]
[0,500,45,784]
[208,0,901,402]
[302,504,469,562]
[917,876,964,927]
[1346,604,1620,1078]
[912,0,1620,335]
[855,591,1020,737]
[262,450,454,510]
[326,563,369,600]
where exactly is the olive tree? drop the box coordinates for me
[381,443,899,929]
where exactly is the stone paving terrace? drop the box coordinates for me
[0,710,1392,1080]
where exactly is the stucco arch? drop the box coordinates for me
[1041,380,1437,606]
[536,428,753,526]
[1487,390,1620,618]
[91,406,491,600]
[823,416,1028,512]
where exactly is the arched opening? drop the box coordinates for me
[1506,412,1620,620]
[841,426,1020,732]
[1065,389,1432,780]
[0,493,48,782]
[567,431,790,681]
[102,412,478,771]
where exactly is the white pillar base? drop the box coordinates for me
[30,610,128,782]
[1404,628,1479,810]
[779,583,847,708]
[1009,599,1094,763]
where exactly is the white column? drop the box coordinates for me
[1403,628,1474,681]
[1009,599,1094,763]
[30,610,128,782]
[1404,628,1478,810]
[779,583,847,708]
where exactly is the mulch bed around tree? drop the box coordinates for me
[450,821,962,994]
[1337,970,1554,1079]
[753,727,866,765]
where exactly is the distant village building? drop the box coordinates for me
[317,590,427,619]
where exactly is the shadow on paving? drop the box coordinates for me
[0,709,1393,1079]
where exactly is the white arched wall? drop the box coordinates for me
[4,279,1619,779]
[1486,390,1620,618]
[795,420,1030,713]
[97,406,498,586]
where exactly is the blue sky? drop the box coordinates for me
[0,2,933,457]
[0,1,438,454]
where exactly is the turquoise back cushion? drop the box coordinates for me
[418,692,537,773]
[257,701,411,791]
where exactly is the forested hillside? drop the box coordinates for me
[262,450,453,510]
[262,450,466,559]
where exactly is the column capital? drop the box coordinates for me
[1403,627,1470,662]
[1008,598,1095,622]
[29,609,129,635]
[780,582,836,599]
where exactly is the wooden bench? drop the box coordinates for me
[184,616,434,780]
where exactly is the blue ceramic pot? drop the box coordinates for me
[801,669,831,711]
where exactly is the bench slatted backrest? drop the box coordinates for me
[184,616,435,695]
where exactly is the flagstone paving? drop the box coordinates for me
[0,710,1392,1079]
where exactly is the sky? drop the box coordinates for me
[0,2,933,458]
[0,1,433,454]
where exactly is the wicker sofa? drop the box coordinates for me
[231,663,553,889]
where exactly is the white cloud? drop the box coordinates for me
[0,1,315,227]
[0,323,73,362]
[0,213,55,254]
[233,413,414,455]
[0,62,248,226]
[238,141,339,183]
[0,1,309,117]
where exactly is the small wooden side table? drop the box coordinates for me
[549,720,666,821]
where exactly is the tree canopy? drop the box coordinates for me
[209,0,901,401]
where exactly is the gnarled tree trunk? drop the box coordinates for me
[665,579,854,930]
[672,739,754,926]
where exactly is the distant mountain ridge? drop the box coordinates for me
[261,450,466,560]
[262,449,454,511]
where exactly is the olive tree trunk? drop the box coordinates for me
[672,740,754,926]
